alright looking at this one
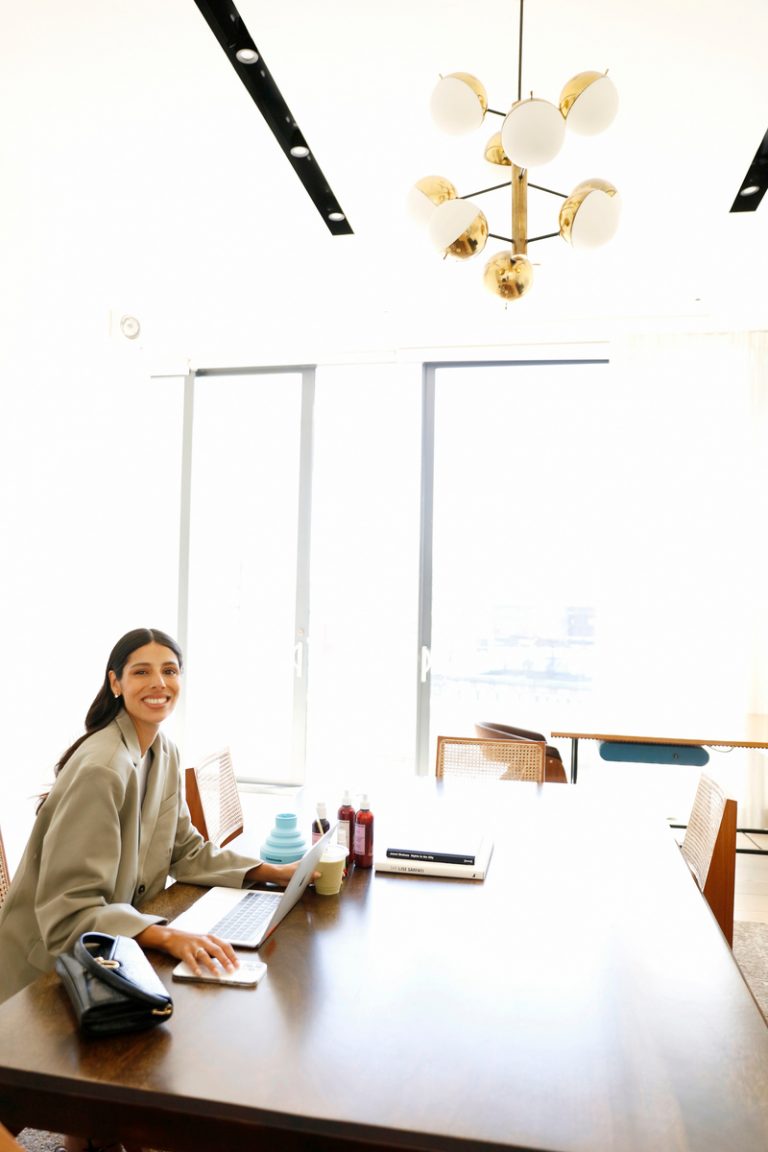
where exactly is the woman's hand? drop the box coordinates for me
[245,860,303,887]
[136,924,239,975]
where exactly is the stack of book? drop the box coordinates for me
[374,833,493,879]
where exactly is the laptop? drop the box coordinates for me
[169,823,337,948]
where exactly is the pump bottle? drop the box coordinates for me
[353,794,374,868]
[337,789,355,868]
[311,801,330,844]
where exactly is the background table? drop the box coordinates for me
[552,729,768,854]
[1,782,768,1152]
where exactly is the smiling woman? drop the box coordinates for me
[0,627,305,1016]
[108,637,183,756]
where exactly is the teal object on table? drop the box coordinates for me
[599,741,709,766]
[260,812,307,863]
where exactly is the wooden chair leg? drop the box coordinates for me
[702,798,736,947]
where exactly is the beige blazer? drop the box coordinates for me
[0,712,260,1003]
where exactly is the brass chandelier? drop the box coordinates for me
[410,0,619,301]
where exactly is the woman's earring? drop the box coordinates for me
[114,693,120,699]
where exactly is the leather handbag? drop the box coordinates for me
[55,931,173,1037]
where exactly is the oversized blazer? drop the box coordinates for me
[0,712,261,1003]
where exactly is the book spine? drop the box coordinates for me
[374,858,485,879]
[386,849,476,865]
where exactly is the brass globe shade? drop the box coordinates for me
[559,179,620,249]
[483,252,534,300]
[429,199,489,259]
[484,132,512,167]
[430,72,488,135]
[559,71,618,136]
[407,175,457,226]
[501,98,565,169]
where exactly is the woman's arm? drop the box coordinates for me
[135,860,302,974]
[245,860,301,886]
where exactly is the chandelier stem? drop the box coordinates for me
[517,0,525,103]
[512,164,527,255]
[461,180,512,199]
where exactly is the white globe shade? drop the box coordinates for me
[407,185,437,227]
[500,98,565,168]
[561,72,619,136]
[560,182,621,250]
[407,176,457,226]
[428,198,481,250]
[430,73,487,135]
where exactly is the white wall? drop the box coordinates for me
[3,1,768,862]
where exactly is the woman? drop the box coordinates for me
[0,627,299,1005]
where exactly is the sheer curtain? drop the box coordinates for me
[597,330,768,824]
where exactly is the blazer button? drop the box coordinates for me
[137,884,146,895]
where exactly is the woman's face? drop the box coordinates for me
[108,641,181,734]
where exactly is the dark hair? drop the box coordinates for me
[53,627,184,778]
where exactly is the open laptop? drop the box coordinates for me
[169,823,337,948]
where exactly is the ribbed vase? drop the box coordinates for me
[259,812,307,864]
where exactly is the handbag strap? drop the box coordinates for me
[73,932,170,1009]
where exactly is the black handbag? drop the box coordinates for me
[55,931,173,1037]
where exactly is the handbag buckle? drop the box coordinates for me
[95,957,121,970]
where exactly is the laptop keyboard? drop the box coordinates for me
[210,891,279,943]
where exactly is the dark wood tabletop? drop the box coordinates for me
[2,781,768,1152]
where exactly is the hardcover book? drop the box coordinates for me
[375,835,493,880]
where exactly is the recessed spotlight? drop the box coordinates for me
[290,144,310,159]
[740,183,761,197]
[328,211,346,222]
[235,47,259,64]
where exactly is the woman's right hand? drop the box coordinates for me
[136,924,239,975]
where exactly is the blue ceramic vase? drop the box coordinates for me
[259,812,307,864]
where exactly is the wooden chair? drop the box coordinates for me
[436,735,546,783]
[474,722,567,783]
[0,824,10,908]
[680,774,737,947]
[0,1124,24,1152]
[185,748,244,847]
[1,855,62,1152]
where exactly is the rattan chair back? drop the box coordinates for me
[436,736,546,783]
[0,824,10,908]
[475,721,567,783]
[681,774,727,890]
[185,748,244,848]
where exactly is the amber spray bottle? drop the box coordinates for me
[353,794,374,868]
[337,789,355,869]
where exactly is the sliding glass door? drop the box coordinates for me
[180,369,312,785]
[420,360,609,771]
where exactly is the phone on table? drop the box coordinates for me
[172,956,267,987]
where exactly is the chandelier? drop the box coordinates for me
[409,0,619,301]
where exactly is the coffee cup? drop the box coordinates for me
[314,844,347,896]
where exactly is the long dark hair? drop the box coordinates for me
[53,627,184,778]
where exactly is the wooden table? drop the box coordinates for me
[2,782,768,1152]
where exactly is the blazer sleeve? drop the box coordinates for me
[35,758,166,955]
[167,792,261,887]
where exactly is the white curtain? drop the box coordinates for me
[600,330,768,825]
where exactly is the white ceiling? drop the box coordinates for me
[3,0,768,362]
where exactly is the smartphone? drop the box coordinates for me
[172,956,267,987]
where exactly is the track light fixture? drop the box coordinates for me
[193,0,352,235]
[410,0,619,300]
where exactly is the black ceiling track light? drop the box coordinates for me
[192,0,353,235]
[730,127,768,213]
